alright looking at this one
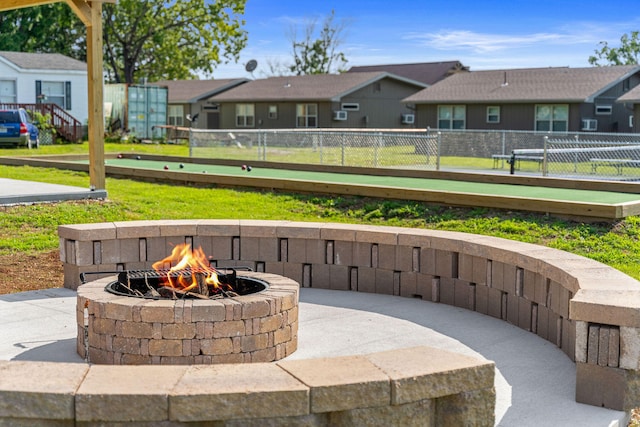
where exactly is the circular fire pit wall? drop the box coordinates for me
[76,271,299,365]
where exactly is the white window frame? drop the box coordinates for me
[268,105,278,119]
[595,105,613,115]
[341,103,360,111]
[437,105,466,129]
[296,103,318,128]
[535,104,568,132]
[41,81,67,109]
[581,119,597,131]
[486,106,500,123]
[0,79,16,103]
[168,105,184,126]
[235,103,255,127]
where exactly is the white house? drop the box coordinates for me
[0,51,88,124]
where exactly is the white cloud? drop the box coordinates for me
[404,29,598,54]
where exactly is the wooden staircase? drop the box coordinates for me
[0,103,83,143]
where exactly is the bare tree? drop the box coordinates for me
[262,57,291,77]
[288,10,348,75]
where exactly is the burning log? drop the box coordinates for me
[158,286,179,299]
[157,286,233,300]
[195,272,209,297]
[157,286,206,300]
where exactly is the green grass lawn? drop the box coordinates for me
[0,141,190,157]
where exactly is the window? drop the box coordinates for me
[341,103,360,111]
[268,105,278,119]
[168,105,184,126]
[0,80,16,103]
[296,103,317,128]
[438,105,465,129]
[36,80,71,109]
[535,105,568,132]
[486,106,500,123]
[235,103,254,127]
[595,105,612,115]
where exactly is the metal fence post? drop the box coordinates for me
[543,135,548,176]
[262,131,267,161]
[425,134,431,166]
[188,129,193,158]
[256,131,260,161]
[374,132,380,168]
[436,131,442,171]
[573,134,580,172]
[341,133,345,166]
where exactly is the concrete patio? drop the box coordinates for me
[0,286,628,426]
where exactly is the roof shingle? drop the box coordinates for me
[150,79,249,103]
[348,61,468,85]
[404,65,640,104]
[209,72,426,102]
[617,83,640,103]
[0,51,86,71]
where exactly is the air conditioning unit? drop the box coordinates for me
[401,113,415,124]
[581,119,597,131]
[333,110,347,121]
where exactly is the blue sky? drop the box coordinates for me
[212,0,640,79]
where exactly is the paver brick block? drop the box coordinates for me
[0,361,88,420]
[170,364,309,421]
[76,365,185,422]
[366,346,494,405]
[278,355,390,413]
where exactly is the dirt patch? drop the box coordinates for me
[0,250,64,295]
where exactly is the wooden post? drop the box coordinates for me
[0,1,112,191]
[86,1,106,190]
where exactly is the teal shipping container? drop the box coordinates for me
[104,84,168,140]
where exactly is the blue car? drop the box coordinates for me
[0,108,39,149]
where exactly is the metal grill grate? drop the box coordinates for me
[119,268,219,282]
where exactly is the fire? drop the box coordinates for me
[152,243,221,292]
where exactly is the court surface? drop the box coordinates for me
[96,157,640,220]
[106,158,640,204]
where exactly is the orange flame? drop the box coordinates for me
[152,243,221,292]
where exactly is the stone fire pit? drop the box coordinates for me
[77,271,299,365]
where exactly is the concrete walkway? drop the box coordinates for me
[0,178,106,205]
[0,287,628,426]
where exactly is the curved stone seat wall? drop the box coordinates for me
[0,346,495,425]
[57,220,640,411]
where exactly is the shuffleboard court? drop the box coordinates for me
[105,157,640,205]
[2,152,630,219]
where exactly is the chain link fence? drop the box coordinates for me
[188,128,640,180]
[189,129,439,169]
[525,136,640,180]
